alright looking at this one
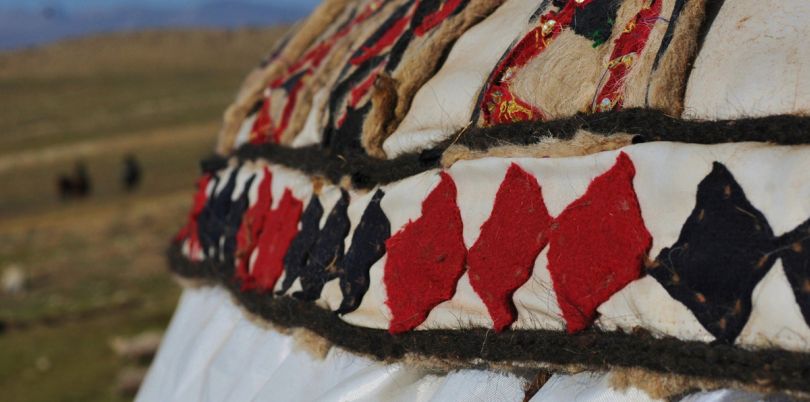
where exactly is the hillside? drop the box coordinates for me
[0,27,289,154]
[0,27,286,401]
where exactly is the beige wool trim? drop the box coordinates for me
[597,0,708,116]
[361,73,399,158]
[440,130,635,168]
[609,366,810,401]
[277,0,402,145]
[620,0,678,111]
[645,0,708,116]
[360,0,505,158]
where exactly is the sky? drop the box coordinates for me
[0,0,320,50]
[0,0,320,12]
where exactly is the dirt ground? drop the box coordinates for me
[0,27,284,401]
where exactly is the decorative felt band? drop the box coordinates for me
[171,125,810,391]
[209,109,810,189]
[167,253,810,394]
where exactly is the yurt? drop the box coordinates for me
[137,0,810,400]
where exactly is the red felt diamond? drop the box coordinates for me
[384,172,467,334]
[175,174,212,262]
[468,163,552,332]
[250,189,304,292]
[235,168,273,286]
[547,152,651,333]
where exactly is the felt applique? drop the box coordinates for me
[198,169,255,264]
[295,190,352,301]
[235,168,273,287]
[175,174,211,262]
[547,152,651,333]
[278,196,325,294]
[648,162,778,343]
[167,240,810,395]
[248,189,304,291]
[384,172,467,334]
[170,138,810,392]
[222,175,256,269]
[335,190,390,315]
[778,220,810,327]
[467,163,552,332]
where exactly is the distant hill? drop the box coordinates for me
[0,27,289,154]
[0,1,307,50]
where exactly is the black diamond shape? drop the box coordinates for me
[335,189,390,315]
[277,195,324,295]
[777,219,810,327]
[648,162,778,342]
[295,190,352,301]
[198,167,254,265]
[222,174,255,271]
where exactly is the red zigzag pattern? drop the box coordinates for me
[384,152,651,334]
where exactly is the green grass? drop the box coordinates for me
[0,26,287,401]
[0,300,176,402]
[0,71,232,152]
[0,27,288,154]
[0,129,214,220]
[0,191,188,401]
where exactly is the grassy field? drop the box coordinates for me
[0,27,285,401]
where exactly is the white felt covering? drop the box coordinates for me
[382,0,541,158]
[684,0,810,119]
[137,287,532,402]
[138,287,755,402]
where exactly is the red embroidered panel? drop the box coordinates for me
[480,0,595,125]
[384,172,467,334]
[546,152,651,333]
[480,0,663,125]
[592,0,662,111]
[467,163,552,332]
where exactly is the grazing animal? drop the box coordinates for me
[122,154,142,191]
[57,161,91,200]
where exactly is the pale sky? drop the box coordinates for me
[0,0,320,12]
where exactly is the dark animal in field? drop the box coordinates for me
[122,154,142,192]
[57,161,91,200]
